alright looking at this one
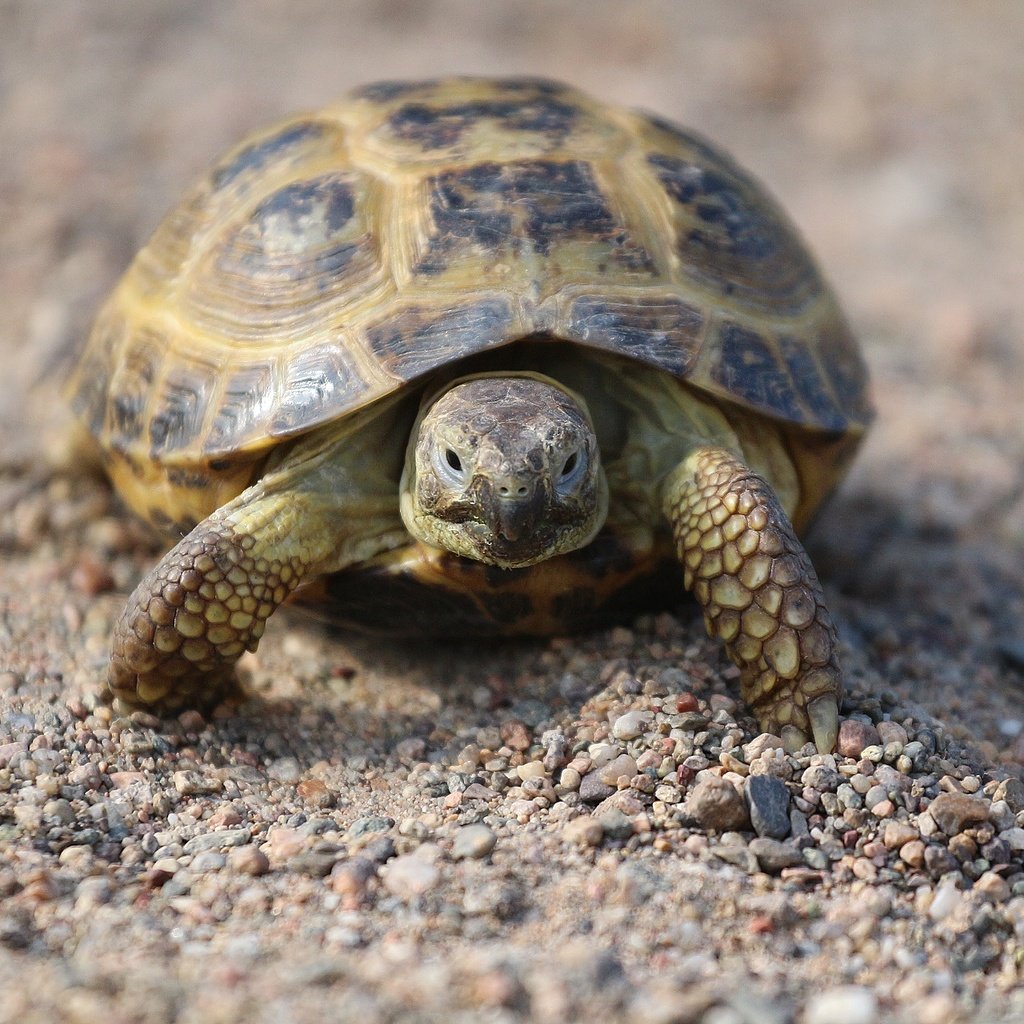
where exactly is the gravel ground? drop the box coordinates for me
[2,3,1024,1022]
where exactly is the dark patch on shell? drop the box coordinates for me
[231,173,358,280]
[71,343,113,437]
[565,295,704,378]
[206,364,277,451]
[165,467,215,490]
[208,172,376,317]
[365,299,514,380]
[550,586,598,621]
[257,175,355,233]
[418,159,634,272]
[304,538,683,638]
[480,591,535,624]
[640,114,727,167]
[713,323,802,420]
[648,153,816,310]
[387,96,581,150]
[777,336,845,431]
[819,324,873,426]
[108,377,150,449]
[211,121,327,191]
[353,79,438,103]
[316,566,498,633]
[149,372,204,455]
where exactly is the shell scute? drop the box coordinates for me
[365,299,516,380]
[414,158,655,285]
[197,170,381,330]
[776,335,843,432]
[149,370,205,456]
[270,341,373,438]
[562,294,704,377]
[356,77,623,170]
[386,94,583,152]
[207,363,278,452]
[647,151,817,314]
[211,120,330,192]
[712,322,805,424]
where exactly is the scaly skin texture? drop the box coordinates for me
[663,446,841,752]
[108,486,321,710]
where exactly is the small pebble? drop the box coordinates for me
[383,854,441,899]
[975,871,1011,901]
[745,775,791,839]
[837,720,881,759]
[597,754,638,786]
[686,777,750,833]
[748,837,803,874]
[928,877,961,920]
[227,847,270,876]
[611,710,652,740]
[596,807,634,841]
[516,761,547,781]
[805,985,877,1024]
[579,773,615,804]
[927,792,990,835]
[564,816,605,847]
[883,821,919,849]
[876,721,908,746]
[452,824,497,860]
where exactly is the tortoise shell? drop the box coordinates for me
[70,77,870,529]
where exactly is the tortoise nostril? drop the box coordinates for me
[498,484,529,497]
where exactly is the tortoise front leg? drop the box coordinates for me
[663,446,841,753]
[108,483,331,710]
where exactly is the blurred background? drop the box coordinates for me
[2,0,1023,751]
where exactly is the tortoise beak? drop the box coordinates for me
[493,489,546,543]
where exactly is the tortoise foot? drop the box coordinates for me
[665,446,844,754]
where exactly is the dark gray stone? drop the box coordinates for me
[579,773,615,804]
[749,837,805,874]
[746,775,791,839]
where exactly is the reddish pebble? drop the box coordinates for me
[296,778,334,808]
[676,693,699,713]
[207,806,243,828]
[70,554,115,596]
[843,829,860,849]
[228,846,270,876]
[178,709,207,733]
[837,719,881,758]
[500,720,531,751]
[749,915,774,934]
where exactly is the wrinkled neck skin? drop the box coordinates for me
[400,372,609,569]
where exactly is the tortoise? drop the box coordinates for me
[68,77,871,753]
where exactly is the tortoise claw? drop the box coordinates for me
[781,725,808,753]
[808,696,840,754]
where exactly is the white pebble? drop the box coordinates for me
[382,853,441,899]
[928,877,962,921]
[612,710,652,740]
[1000,827,1024,851]
[805,985,878,1024]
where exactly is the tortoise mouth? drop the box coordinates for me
[469,522,558,568]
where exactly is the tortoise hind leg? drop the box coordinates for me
[108,482,329,711]
[662,445,841,753]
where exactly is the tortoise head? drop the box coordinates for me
[400,374,608,569]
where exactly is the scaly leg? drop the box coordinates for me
[108,481,335,710]
[663,446,841,752]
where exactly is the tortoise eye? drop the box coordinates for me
[560,451,578,478]
[445,448,462,472]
